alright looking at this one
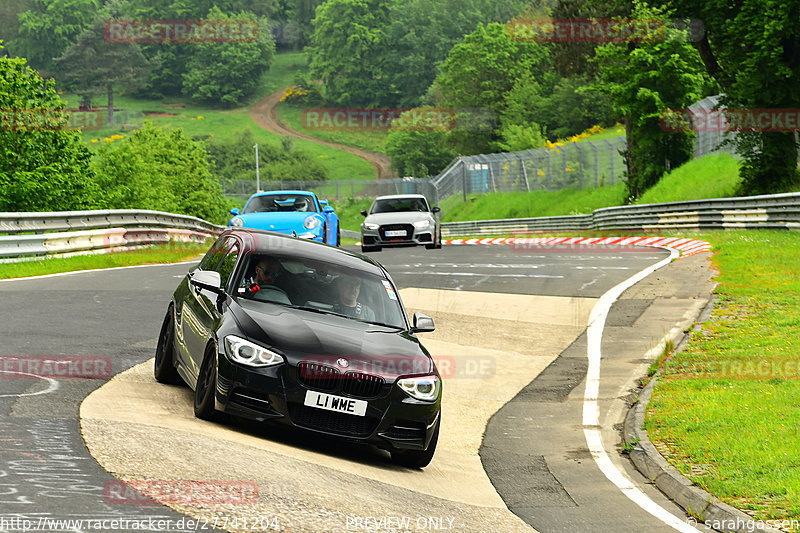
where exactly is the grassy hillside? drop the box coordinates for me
[67,52,375,182]
[278,103,391,155]
[429,152,741,223]
[635,152,741,205]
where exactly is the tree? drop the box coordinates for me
[182,7,275,106]
[383,0,528,107]
[433,22,551,154]
[54,1,153,126]
[529,75,616,140]
[0,42,98,211]
[548,0,634,78]
[92,122,227,223]
[386,110,457,177]
[659,0,800,194]
[12,0,98,73]
[204,130,328,184]
[309,0,397,106]
[123,0,277,98]
[0,0,33,49]
[589,2,712,199]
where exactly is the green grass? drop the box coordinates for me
[438,183,627,222]
[636,153,741,204]
[580,126,626,142]
[65,52,374,182]
[252,51,309,100]
[0,242,210,280]
[332,197,374,232]
[432,152,743,222]
[278,103,390,155]
[646,230,800,522]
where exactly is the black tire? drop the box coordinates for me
[194,346,217,420]
[390,419,439,469]
[154,307,182,384]
[425,243,436,250]
[336,228,341,247]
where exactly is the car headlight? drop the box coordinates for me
[224,335,284,367]
[413,219,432,229]
[397,375,440,401]
[363,222,379,230]
[303,215,321,229]
[230,217,244,227]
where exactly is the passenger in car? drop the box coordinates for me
[332,274,376,322]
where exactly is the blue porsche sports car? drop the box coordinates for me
[228,190,340,246]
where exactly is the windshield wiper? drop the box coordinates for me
[362,320,404,330]
[286,305,346,318]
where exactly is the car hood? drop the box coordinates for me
[232,300,433,378]
[234,211,321,230]
[364,211,434,226]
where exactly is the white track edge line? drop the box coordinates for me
[583,245,699,532]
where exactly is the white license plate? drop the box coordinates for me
[385,230,406,237]
[304,390,367,416]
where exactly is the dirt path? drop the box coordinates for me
[250,87,396,180]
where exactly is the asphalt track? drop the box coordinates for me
[0,243,714,532]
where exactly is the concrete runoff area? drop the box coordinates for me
[80,289,595,532]
[480,253,715,532]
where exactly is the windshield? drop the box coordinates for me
[370,197,429,214]
[243,194,318,214]
[234,253,407,329]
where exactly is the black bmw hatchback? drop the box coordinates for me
[154,228,441,468]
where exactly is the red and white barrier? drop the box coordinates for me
[440,236,712,258]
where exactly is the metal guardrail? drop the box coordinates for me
[441,192,800,237]
[0,209,223,235]
[0,209,362,260]
[0,193,797,259]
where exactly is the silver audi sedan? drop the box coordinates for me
[360,194,442,252]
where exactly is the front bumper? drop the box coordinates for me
[361,223,435,247]
[215,356,440,452]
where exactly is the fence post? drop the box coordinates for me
[521,159,530,191]
[487,158,498,192]
[590,141,599,188]
[576,143,584,189]
[546,151,552,190]
[461,159,468,202]
[603,139,615,185]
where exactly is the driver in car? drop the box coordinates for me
[332,274,375,321]
[242,256,293,303]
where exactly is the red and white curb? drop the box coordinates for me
[439,236,711,258]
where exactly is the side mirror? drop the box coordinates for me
[230,208,240,216]
[323,205,334,213]
[411,312,435,333]
[319,199,329,206]
[432,206,441,214]
[190,270,223,295]
[360,209,368,217]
